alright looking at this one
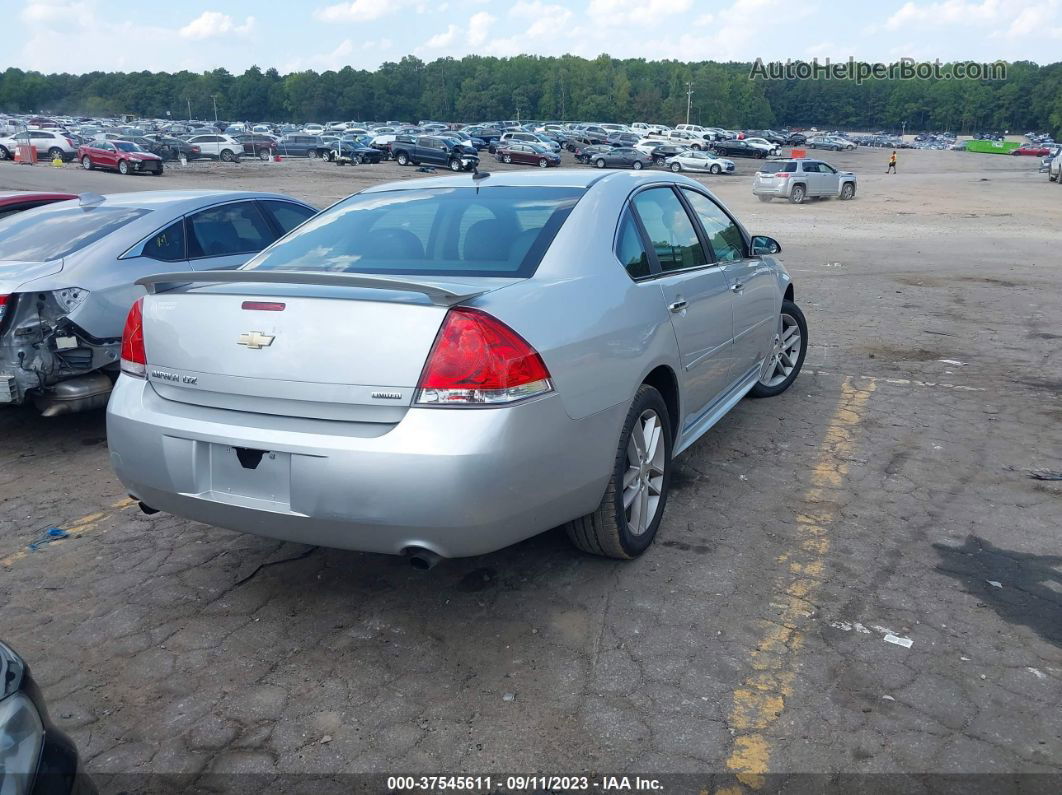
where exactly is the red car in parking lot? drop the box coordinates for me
[493,142,561,167]
[78,139,164,175]
[1012,144,1050,156]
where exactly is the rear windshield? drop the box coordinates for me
[0,205,149,261]
[243,186,584,278]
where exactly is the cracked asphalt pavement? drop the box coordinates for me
[1,150,1060,792]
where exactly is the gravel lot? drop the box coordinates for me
[1,148,1060,791]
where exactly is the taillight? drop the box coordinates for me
[0,295,8,324]
[415,307,552,406]
[120,297,146,378]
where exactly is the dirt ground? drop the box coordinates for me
[1,147,1060,792]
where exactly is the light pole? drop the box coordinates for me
[901,120,906,139]
[685,81,694,125]
[212,95,219,123]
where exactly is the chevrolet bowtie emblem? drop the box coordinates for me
[237,331,275,350]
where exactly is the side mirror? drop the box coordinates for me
[751,235,781,256]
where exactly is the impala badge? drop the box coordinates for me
[237,331,275,350]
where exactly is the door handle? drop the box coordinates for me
[668,299,688,313]
[730,281,745,292]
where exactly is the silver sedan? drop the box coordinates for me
[106,170,807,562]
[0,190,316,413]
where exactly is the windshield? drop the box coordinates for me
[243,186,584,278]
[0,205,149,261]
[115,141,142,152]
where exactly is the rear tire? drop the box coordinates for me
[789,184,806,204]
[82,155,93,170]
[48,147,64,160]
[670,162,681,172]
[749,300,808,398]
[565,385,672,559]
[396,152,409,166]
[632,160,643,170]
[220,149,236,162]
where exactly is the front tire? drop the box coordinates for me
[595,158,606,168]
[259,150,271,161]
[710,164,721,174]
[565,385,673,559]
[840,182,856,200]
[48,147,64,160]
[503,154,512,164]
[749,300,808,398]
[670,162,681,172]
[306,149,318,160]
[448,159,462,172]
[118,159,129,175]
[538,158,548,168]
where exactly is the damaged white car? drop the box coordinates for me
[0,190,315,414]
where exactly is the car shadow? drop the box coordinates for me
[933,534,1062,647]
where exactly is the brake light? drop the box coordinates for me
[777,172,791,178]
[120,297,146,378]
[242,301,285,311]
[416,307,552,406]
[0,295,8,324]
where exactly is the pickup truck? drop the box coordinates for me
[391,135,479,171]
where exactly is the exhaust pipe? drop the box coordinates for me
[138,502,160,515]
[34,373,112,417]
[405,546,442,571]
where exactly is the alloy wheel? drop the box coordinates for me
[623,410,666,536]
[759,312,802,388]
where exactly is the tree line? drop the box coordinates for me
[1,55,1060,135]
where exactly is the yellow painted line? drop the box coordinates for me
[723,377,875,789]
[1,497,137,568]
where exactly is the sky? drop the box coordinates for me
[2,0,1061,75]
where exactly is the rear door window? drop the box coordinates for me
[681,190,745,263]
[631,187,707,273]
[186,201,276,259]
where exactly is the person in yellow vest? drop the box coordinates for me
[886,150,897,174]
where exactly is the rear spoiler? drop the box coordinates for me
[135,270,485,307]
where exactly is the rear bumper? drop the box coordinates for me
[106,377,623,558]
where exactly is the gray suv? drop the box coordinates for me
[753,159,857,204]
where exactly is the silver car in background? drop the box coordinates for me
[107,171,807,563]
[753,158,858,204]
[0,191,316,414]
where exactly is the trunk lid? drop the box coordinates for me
[0,260,63,295]
[141,276,520,422]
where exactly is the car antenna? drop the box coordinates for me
[472,166,490,193]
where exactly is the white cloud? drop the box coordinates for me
[587,0,692,25]
[20,0,93,27]
[886,0,1005,30]
[467,11,495,45]
[510,2,573,37]
[314,0,399,22]
[178,11,255,40]
[425,24,459,47]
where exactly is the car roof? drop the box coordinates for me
[358,168,707,194]
[66,190,313,212]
